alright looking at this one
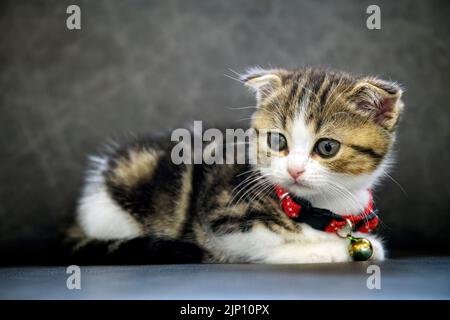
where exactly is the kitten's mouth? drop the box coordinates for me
[290,180,311,189]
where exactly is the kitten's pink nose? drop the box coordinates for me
[287,166,305,180]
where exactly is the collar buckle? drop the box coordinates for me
[335,219,353,238]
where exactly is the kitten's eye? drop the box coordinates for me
[267,132,288,152]
[314,138,340,158]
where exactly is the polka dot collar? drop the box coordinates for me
[273,185,379,234]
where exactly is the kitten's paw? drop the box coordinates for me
[365,235,385,261]
[264,240,352,264]
[329,240,354,263]
[307,253,333,263]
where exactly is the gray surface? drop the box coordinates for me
[0,0,449,258]
[0,258,449,299]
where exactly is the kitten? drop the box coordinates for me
[72,68,404,264]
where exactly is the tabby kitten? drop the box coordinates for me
[73,68,404,264]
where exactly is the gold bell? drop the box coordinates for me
[348,236,373,261]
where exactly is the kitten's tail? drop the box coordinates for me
[0,224,205,266]
[62,225,205,265]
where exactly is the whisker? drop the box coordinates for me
[235,168,261,178]
[235,117,254,122]
[246,181,275,207]
[227,68,242,77]
[383,172,408,196]
[228,174,267,207]
[225,106,258,110]
[229,172,273,208]
[223,73,244,84]
[230,171,261,194]
[247,179,273,205]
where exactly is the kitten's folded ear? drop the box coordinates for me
[241,68,286,103]
[351,78,404,131]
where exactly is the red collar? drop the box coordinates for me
[274,185,379,234]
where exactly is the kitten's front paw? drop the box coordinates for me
[297,239,353,263]
[365,235,385,261]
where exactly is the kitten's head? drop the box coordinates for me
[243,67,404,202]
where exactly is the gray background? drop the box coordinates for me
[0,0,449,261]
